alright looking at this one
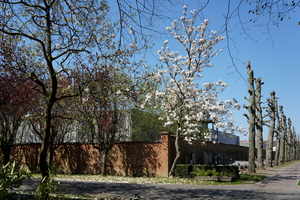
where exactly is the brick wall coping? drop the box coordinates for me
[11,141,162,146]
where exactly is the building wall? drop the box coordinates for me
[206,129,240,146]
[2,133,249,177]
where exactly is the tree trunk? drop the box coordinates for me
[279,106,286,165]
[292,127,296,161]
[265,91,276,167]
[101,149,109,175]
[169,123,181,176]
[1,144,11,164]
[40,101,54,180]
[296,139,299,160]
[279,136,285,165]
[274,138,280,166]
[244,62,256,174]
[49,146,54,166]
[287,118,292,162]
[38,5,58,181]
[255,78,264,170]
[274,100,281,166]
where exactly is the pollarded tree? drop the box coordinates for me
[142,5,243,176]
[292,126,298,161]
[274,99,281,166]
[243,63,266,172]
[265,91,276,167]
[243,62,256,174]
[279,105,287,165]
[255,77,264,170]
[286,118,292,162]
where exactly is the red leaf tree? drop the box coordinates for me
[0,35,40,164]
[73,64,136,175]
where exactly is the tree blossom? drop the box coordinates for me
[142,5,243,176]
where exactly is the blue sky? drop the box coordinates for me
[110,1,300,141]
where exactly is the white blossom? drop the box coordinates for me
[142,12,243,145]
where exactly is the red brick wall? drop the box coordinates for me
[3,142,164,176]
[167,134,249,165]
[2,133,251,177]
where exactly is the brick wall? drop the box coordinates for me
[1,133,250,177]
[167,133,249,165]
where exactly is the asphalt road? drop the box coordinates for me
[20,162,300,199]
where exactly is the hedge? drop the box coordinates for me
[174,164,193,177]
[192,165,239,178]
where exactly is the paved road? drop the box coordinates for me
[20,162,300,199]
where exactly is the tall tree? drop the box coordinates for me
[0,35,39,164]
[26,92,75,165]
[293,127,299,160]
[292,126,297,160]
[274,99,281,166]
[0,0,112,180]
[279,105,287,165]
[0,73,37,164]
[265,91,276,167]
[73,64,136,175]
[286,118,292,162]
[255,77,264,170]
[142,5,243,176]
[243,62,256,174]
[247,0,300,26]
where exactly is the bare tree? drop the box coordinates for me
[265,91,276,167]
[292,126,297,160]
[243,61,256,174]
[286,118,292,162]
[255,77,264,170]
[274,99,281,166]
[279,105,287,165]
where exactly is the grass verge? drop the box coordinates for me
[31,173,268,186]
[273,160,300,168]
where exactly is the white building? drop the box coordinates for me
[204,124,240,146]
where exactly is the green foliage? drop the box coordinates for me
[174,164,193,177]
[239,174,268,182]
[131,108,175,141]
[0,161,31,199]
[192,165,239,178]
[35,165,68,200]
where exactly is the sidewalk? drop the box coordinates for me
[255,161,300,191]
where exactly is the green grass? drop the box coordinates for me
[274,160,300,168]
[239,174,268,183]
[14,173,269,199]
[31,173,267,186]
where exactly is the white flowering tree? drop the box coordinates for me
[142,5,243,176]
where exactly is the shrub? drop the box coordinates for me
[192,165,239,178]
[174,164,193,177]
[35,165,68,200]
[0,161,31,199]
